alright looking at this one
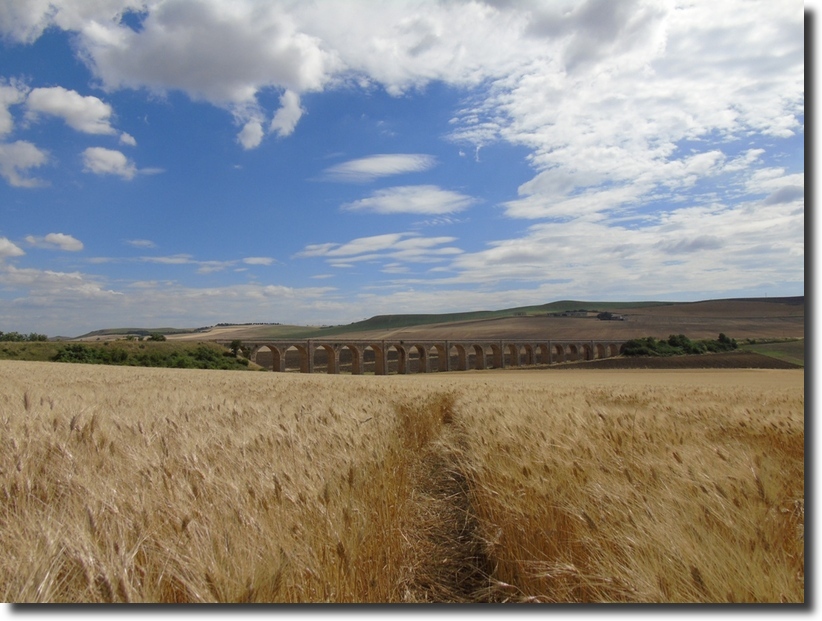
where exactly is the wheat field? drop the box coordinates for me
[0,360,804,603]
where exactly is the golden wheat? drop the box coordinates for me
[0,361,803,603]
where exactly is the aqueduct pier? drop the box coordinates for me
[217,339,628,375]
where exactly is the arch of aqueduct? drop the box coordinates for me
[218,339,627,374]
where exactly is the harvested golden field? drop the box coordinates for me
[0,361,804,603]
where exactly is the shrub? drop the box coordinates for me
[622,334,738,357]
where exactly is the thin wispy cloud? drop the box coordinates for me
[125,239,157,249]
[342,185,477,215]
[323,154,436,182]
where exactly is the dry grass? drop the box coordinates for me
[0,361,803,603]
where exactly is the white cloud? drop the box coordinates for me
[342,185,477,215]
[81,146,137,179]
[426,194,803,297]
[0,258,340,335]
[243,257,276,265]
[134,254,279,273]
[0,237,25,259]
[4,1,801,166]
[323,153,436,182]
[0,78,29,137]
[0,0,145,43]
[26,86,118,135]
[298,233,405,259]
[0,0,804,326]
[73,2,337,147]
[0,140,48,187]
[269,90,304,138]
[24,233,84,251]
[126,239,157,249]
[237,118,265,149]
[139,254,195,265]
[297,232,461,268]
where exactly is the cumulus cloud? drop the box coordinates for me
[269,90,304,138]
[26,86,118,135]
[323,154,437,182]
[237,118,265,150]
[24,233,84,251]
[0,0,804,321]
[342,185,477,215]
[81,147,137,179]
[2,1,802,161]
[0,237,25,259]
[0,78,29,137]
[0,140,48,187]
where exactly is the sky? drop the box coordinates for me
[0,0,805,337]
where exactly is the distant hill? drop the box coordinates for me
[298,300,677,337]
[75,327,201,339]
[74,296,804,341]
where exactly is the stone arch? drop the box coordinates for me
[535,343,551,365]
[312,343,338,374]
[338,344,362,374]
[283,344,310,373]
[488,343,503,369]
[505,343,521,367]
[251,344,275,371]
[607,343,620,357]
[567,344,580,362]
[429,344,447,372]
[362,344,384,375]
[581,343,593,361]
[553,343,566,363]
[470,344,486,370]
[518,343,534,366]
[385,344,408,374]
[449,344,467,371]
[407,344,429,373]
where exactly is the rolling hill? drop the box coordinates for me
[141,296,806,343]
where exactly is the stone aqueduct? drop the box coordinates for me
[218,338,627,374]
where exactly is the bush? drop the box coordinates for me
[622,334,738,357]
[53,342,252,371]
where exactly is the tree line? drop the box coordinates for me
[0,331,48,342]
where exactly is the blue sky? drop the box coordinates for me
[0,0,805,336]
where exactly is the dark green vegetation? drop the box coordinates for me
[621,334,738,357]
[53,342,251,370]
[0,331,48,342]
[0,341,255,371]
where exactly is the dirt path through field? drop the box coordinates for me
[403,431,495,601]
[394,394,502,603]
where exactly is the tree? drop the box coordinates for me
[229,339,243,356]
